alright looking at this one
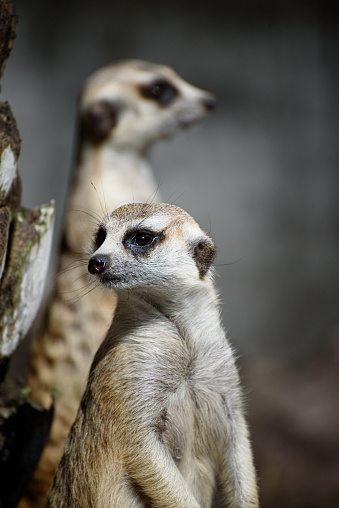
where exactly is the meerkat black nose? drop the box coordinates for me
[203,95,217,111]
[88,255,108,275]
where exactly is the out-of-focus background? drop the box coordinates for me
[2,1,338,506]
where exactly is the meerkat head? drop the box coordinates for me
[88,203,216,296]
[78,59,216,152]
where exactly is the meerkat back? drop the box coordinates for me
[20,60,216,508]
[47,203,259,508]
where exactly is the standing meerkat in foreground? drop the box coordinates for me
[21,60,215,508]
[47,203,259,508]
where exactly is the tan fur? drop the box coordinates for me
[47,203,259,508]
[19,61,215,508]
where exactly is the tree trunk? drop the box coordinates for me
[0,2,55,506]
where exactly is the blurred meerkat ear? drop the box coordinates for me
[192,236,216,278]
[81,100,119,142]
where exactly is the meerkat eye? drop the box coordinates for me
[141,80,178,105]
[132,231,155,247]
[95,226,107,248]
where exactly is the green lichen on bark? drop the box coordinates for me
[0,202,55,358]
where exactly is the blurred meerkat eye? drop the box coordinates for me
[141,80,178,105]
[132,231,155,247]
[95,227,107,248]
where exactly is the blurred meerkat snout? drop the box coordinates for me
[203,95,217,111]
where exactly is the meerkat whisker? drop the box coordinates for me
[77,213,100,245]
[90,179,109,219]
[71,206,103,223]
[58,278,93,295]
[146,183,162,205]
[65,281,98,305]
[55,264,86,281]
[169,190,186,206]
[47,260,87,286]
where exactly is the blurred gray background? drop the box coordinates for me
[1,1,339,505]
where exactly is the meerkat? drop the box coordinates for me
[21,60,215,508]
[47,202,259,508]
[66,59,216,253]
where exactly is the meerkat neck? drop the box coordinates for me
[80,142,151,174]
[168,280,225,348]
[79,142,157,192]
[126,277,225,348]
[75,142,159,204]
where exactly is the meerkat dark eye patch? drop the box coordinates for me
[141,79,178,106]
[81,100,119,142]
[123,228,163,255]
[94,226,107,249]
[193,238,216,279]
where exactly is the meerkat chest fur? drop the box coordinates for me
[94,284,237,464]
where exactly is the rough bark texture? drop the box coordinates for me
[0,202,55,358]
[0,392,54,508]
[0,0,18,81]
[0,2,56,506]
[0,98,56,362]
[0,102,21,214]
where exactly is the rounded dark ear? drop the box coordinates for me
[81,100,119,142]
[193,237,216,278]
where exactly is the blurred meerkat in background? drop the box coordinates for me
[47,202,259,508]
[19,60,215,508]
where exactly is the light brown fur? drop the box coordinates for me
[47,203,259,508]
[20,61,215,508]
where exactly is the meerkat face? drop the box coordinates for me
[79,60,216,151]
[88,203,216,294]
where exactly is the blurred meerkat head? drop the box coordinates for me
[78,59,216,152]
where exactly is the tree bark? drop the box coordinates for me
[0,0,18,81]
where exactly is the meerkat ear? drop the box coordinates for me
[81,100,119,142]
[192,237,216,278]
